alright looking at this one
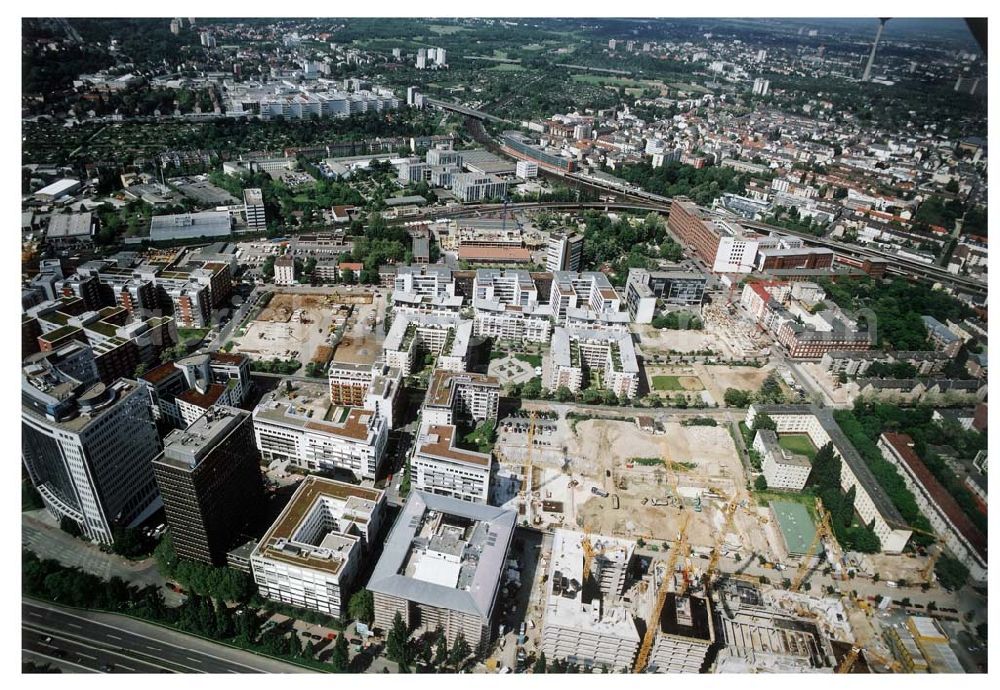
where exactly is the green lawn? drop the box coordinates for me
[651,375,684,391]
[778,434,818,460]
[490,63,527,72]
[753,489,818,517]
[428,24,469,34]
[514,353,542,367]
[177,328,209,343]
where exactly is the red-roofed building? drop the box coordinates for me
[739,281,790,321]
[878,432,987,583]
[457,245,532,265]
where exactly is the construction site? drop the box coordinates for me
[494,409,774,566]
[227,289,378,365]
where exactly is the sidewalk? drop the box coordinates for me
[22,510,184,606]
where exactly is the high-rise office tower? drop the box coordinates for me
[152,406,264,566]
[22,364,162,545]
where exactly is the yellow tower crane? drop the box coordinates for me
[634,514,690,673]
[907,526,946,586]
[837,646,862,673]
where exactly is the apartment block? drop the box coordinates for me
[383,313,471,376]
[328,361,374,407]
[548,271,626,327]
[746,405,912,553]
[550,326,639,399]
[472,300,553,343]
[423,369,500,426]
[879,433,987,583]
[754,429,812,491]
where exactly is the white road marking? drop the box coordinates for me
[118,664,135,671]
[77,652,96,660]
[185,656,203,663]
[107,634,121,640]
[67,623,82,629]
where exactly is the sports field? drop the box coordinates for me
[651,375,704,391]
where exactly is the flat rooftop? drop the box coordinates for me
[425,369,499,409]
[253,379,377,442]
[253,476,384,577]
[158,406,248,470]
[367,491,516,621]
[416,424,491,467]
[543,529,639,639]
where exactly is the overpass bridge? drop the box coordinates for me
[424,97,510,124]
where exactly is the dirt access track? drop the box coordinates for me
[258,291,371,322]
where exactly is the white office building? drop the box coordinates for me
[22,365,162,545]
[451,173,508,203]
[252,379,388,480]
[394,265,455,297]
[251,477,385,616]
[274,255,295,286]
[546,233,585,272]
[516,160,539,179]
[413,423,492,504]
[243,188,267,230]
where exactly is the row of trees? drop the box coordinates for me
[385,613,473,672]
[805,442,881,553]
[818,277,972,352]
[832,409,935,546]
[843,402,987,535]
[154,535,256,603]
[250,358,302,375]
[25,546,346,670]
[617,160,758,207]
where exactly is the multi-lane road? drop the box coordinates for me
[22,599,311,674]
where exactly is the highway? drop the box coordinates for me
[22,599,311,674]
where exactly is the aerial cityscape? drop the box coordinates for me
[20,14,989,676]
